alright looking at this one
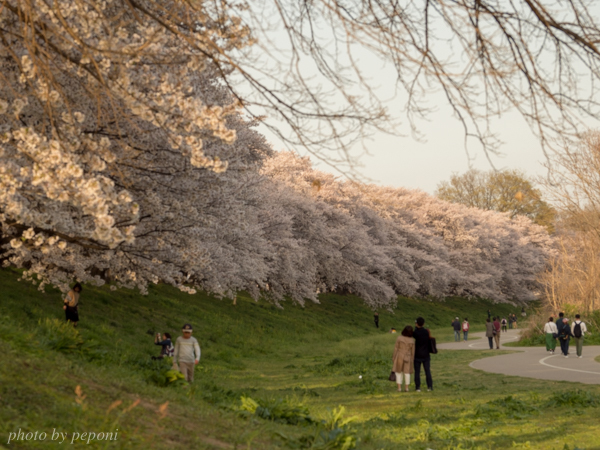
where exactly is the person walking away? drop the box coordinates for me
[501,317,507,332]
[63,283,82,328]
[513,314,518,329]
[153,332,174,360]
[572,314,589,359]
[174,324,201,382]
[374,312,379,329]
[485,318,494,349]
[392,326,415,392]
[543,317,558,354]
[413,317,433,391]
[559,318,574,358]
[556,312,565,337]
[452,317,461,342]
[493,317,501,349]
[462,318,470,341]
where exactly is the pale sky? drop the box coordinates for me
[249,7,597,195]
[258,74,553,195]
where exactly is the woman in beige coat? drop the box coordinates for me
[392,326,416,392]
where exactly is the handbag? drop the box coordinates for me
[388,371,396,382]
[427,329,438,354]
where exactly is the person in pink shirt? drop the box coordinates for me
[493,317,501,349]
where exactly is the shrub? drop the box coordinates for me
[147,358,188,387]
[36,318,103,359]
[275,406,357,450]
[239,396,314,425]
[546,390,600,408]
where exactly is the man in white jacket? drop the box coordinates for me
[174,323,201,382]
[572,314,589,359]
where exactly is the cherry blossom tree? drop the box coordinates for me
[263,152,553,304]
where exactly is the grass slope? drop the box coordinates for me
[1,268,599,449]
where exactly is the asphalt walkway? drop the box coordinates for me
[438,329,600,384]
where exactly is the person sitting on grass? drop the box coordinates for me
[174,323,201,382]
[63,283,82,328]
[392,326,415,392]
[152,332,174,360]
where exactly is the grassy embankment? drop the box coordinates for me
[1,267,600,449]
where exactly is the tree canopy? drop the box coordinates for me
[436,169,556,232]
[0,0,579,303]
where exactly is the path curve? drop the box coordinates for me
[438,329,600,384]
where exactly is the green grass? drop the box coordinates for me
[1,268,600,449]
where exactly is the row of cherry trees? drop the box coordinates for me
[3,92,553,306]
[258,153,553,306]
[0,0,554,306]
[1,62,553,305]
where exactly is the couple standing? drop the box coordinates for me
[391,317,434,392]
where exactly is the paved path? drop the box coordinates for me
[438,329,600,384]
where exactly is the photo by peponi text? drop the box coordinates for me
[7,428,119,445]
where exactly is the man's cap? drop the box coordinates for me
[182,323,193,332]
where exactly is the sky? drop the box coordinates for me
[258,76,551,195]
[247,3,598,195]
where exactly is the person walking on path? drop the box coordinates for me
[413,317,433,391]
[556,312,565,336]
[462,318,470,341]
[63,283,82,327]
[508,315,513,330]
[572,314,589,358]
[174,324,201,382]
[374,312,379,329]
[392,326,415,392]
[452,317,461,342]
[501,317,507,333]
[543,317,558,354]
[559,318,574,358]
[485,318,494,349]
[513,314,518,329]
[493,317,501,349]
[153,332,174,360]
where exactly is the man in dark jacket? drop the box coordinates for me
[559,318,574,357]
[556,312,565,336]
[452,317,461,342]
[413,317,433,392]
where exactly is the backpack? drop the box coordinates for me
[574,322,582,338]
[501,319,507,325]
[462,322,469,332]
[166,343,175,357]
